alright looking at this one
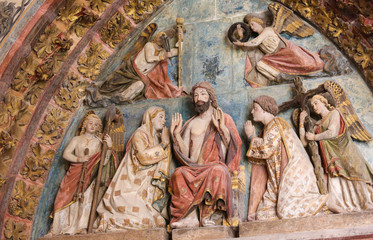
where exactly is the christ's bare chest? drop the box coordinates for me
[188,118,211,160]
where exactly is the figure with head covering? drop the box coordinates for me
[95,106,171,230]
[245,95,328,221]
[299,95,373,213]
[86,23,186,107]
[169,81,242,228]
[50,113,114,235]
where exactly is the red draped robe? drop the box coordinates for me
[132,52,185,100]
[169,113,242,224]
[53,152,101,214]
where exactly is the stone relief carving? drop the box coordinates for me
[4,218,27,240]
[96,106,171,230]
[49,109,124,235]
[0,0,33,44]
[277,0,373,89]
[20,144,55,182]
[1,0,373,239]
[245,95,328,221]
[54,73,88,111]
[36,108,69,145]
[100,12,131,48]
[90,0,114,13]
[8,181,42,220]
[85,21,186,107]
[229,2,351,87]
[77,41,110,80]
[169,82,242,228]
[124,0,163,23]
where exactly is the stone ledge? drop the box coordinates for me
[239,211,373,238]
[172,225,236,240]
[39,228,169,240]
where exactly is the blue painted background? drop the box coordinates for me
[32,0,373,238]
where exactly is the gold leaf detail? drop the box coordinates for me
[12,56,38,92]
[0,130,16,153]
[24,81,48,105]
[100,12,130,48]
[0,92,28,127]
[90,0,114,13]
[353,43,372,69]
[69,9,98,37]
[8,181,42,219]
[33,24,59,58]
[77,41,109,80]
[4,218,27,240]
[124,0,163,23]
[36,108,69,145]
[55,73,88,110]
[21,144,54,182]
[58,0,84,26]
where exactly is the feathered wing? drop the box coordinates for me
[109,108,126,163]
[324,81,372,142]
[268,2,314,38]
[123,23,158,61]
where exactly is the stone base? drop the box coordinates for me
[39,228,169,240]
[239,211,373,239]
[172,225,235,240]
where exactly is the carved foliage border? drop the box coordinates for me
[2,0,168,238]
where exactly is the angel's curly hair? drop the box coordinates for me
[311,95,334,110]
[80,114,102,136]
[245,17,264,27]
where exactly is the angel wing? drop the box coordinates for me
[324,81,372,142]
[268,2,314,38]
[108,108,126,163]
[123,23,158,61]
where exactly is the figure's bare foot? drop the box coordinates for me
[201,217,215,227]
[170,217,199,228]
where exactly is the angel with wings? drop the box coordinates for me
[297,81,373,213]
[230,3,350,87]
[49,109,125,235]
[86,22,186,108]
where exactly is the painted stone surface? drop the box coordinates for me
[32,0,373,239]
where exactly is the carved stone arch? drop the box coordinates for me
[0,0,171,238]
[0,0,372,239]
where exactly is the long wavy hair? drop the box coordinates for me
[80,114,102,136]
[311,95,334,110]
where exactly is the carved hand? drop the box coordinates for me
[212,107,226,131]
[245,120,255,139]
[299,110,308,125]
[161,126,170,145]
[80,155,90,162]
[164,51,173,59]
[306,132,316,141]
[103,134,112,148]
[233,40,243,46]
[171,113,183,136]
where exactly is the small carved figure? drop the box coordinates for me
[86,22,186,107]
[229,3,351,87]
[95,106,171,230]
[246,95,328,221]
[50,112,115,235]
[300,94,373,213]
[169,81,242,228]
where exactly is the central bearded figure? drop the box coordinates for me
[169,81,242,228]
